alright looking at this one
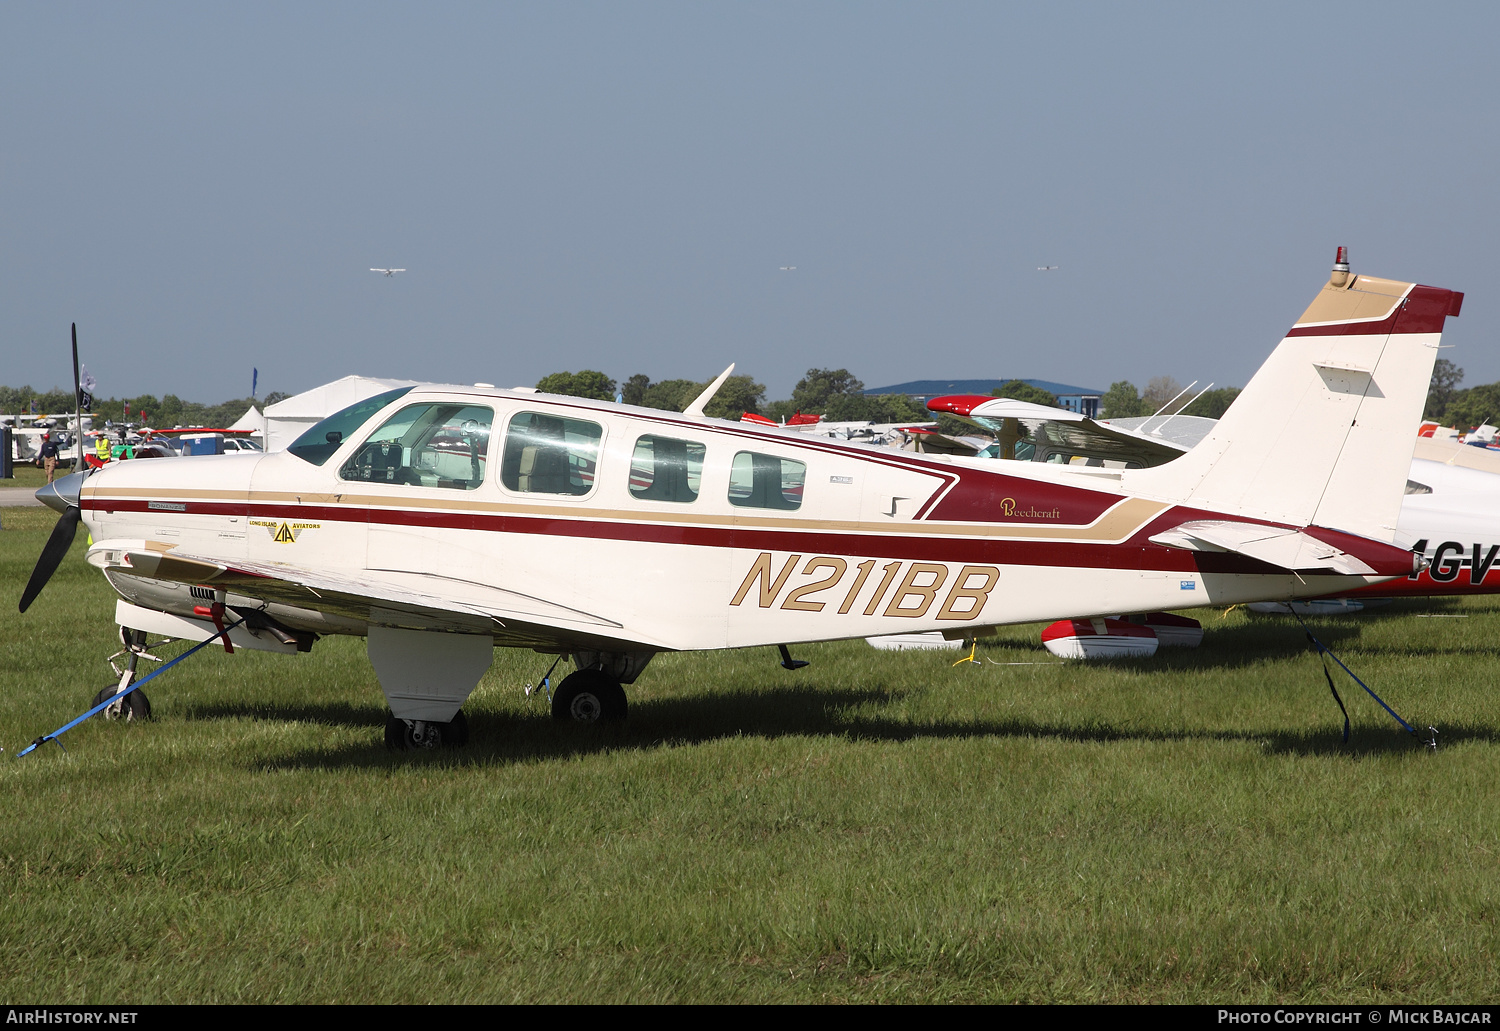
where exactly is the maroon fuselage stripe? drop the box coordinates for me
[85,497,1416,577]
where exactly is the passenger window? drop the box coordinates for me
[630,436,705,503]
[501,412,603,496]
[728,452,805,510]
[340,403,492,489]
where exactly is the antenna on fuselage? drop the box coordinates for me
[683,363,736,418]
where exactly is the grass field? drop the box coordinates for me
[3,464,49,490]
[2,503,1499,1003]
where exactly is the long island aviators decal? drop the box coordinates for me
[251,519,320,544]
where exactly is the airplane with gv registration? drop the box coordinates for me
[17,249,1463,750]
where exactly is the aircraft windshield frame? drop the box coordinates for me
[286,387,415,466]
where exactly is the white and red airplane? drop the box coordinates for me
[18,251,1463,748]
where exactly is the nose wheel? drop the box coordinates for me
[384,710,469,751]
[95,627,159,721]
[91,684,151,721]
[551,668,628,723]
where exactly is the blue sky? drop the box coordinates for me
[3,2,1496,404]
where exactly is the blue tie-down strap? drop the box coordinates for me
[16,618,247,758]
[1293,611,1435,748]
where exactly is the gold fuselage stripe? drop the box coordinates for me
[84,485,1171,544]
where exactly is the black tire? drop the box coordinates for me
[384,711,468,751]
[123,690,151,721]
[550,669,628,723]
[384,714,409,751]
[444,709,469,747]
[92,686,150,721]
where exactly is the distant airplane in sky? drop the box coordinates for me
[779,266,796,271]
[1036,265,1059,271]
[371,268,406,277]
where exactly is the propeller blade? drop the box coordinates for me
[19,506,82,613]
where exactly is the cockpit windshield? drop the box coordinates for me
[286,387,414,466]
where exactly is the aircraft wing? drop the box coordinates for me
[926,395,1190,464]
[1147,520,1416,577]
[85,539,653,652]
[1033,418,1186,462]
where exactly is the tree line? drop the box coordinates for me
[1099,378,1242,420]
[1422,359,1500,428]
[0,384,283,428]
[3,360,1482,432]
[536,368,1245,428]
[537,368,957,428]
[1098,361,1500,427]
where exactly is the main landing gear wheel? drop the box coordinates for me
[91,685,150,722]
[551,669,628,723]
[384,710,468,751]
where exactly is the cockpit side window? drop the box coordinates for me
[630,435,705,503]
[340,403,493,490]
[500,411,603,496]
[728,451,805,510]
[287,387,414,466]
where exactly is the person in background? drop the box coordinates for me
[39,433,59,483]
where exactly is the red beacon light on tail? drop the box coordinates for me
[1330,246,1352,288]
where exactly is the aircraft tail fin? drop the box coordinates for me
[1121,249,1464,544]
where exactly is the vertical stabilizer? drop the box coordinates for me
[1122,251,1463,543]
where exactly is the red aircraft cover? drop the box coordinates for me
[1041,618,1159,659]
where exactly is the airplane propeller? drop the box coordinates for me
[19,324,91,613]
[19,486,83,612]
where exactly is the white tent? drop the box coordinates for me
[263,376,420,452]
[227,405,265,445]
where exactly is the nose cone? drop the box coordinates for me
[36,470,85,514]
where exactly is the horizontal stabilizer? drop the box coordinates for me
[1148,520,1404,576]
